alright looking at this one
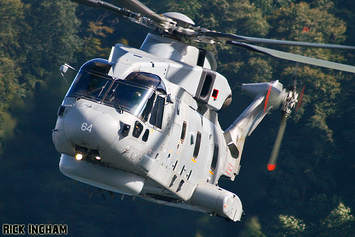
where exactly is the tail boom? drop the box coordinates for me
[224,80,285,167]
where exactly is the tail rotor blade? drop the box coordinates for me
[267,115,288,171]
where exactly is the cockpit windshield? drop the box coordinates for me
[67,70,112,101]
[103,81,154,116]
[67,59,166,118]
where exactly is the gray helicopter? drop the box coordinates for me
[52,0,355,222]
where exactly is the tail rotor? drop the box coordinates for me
[267,79,299,171]
[266,27,310,171]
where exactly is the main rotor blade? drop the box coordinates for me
[73,0,119,9]
[204,32,355,50]
[228,41,355,73]
[267,115,288,171]
[71,0,137,17]
[109,0,167,23]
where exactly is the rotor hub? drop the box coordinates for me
[281,90,298,117]
[163,12,195,27]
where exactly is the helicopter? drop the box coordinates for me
[52,0,355,222]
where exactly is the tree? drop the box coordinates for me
[253,1,355,235]
[0,0,26,151]
[19,0,81,87]
[0,0,81,151]
[320,202,355,236]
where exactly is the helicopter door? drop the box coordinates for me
[160,99,187,171]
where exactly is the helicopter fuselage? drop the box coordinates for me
[52,33,247,221]
[53,33,284,221]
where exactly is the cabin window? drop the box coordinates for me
[211,144,219,171]
[200,74,213,98]
[193,132,202,159]
[180,122,187,143]
[142,129,149,142]
[121,124,130,136]
[133,121,143,138]
[197,49,207,67]
[149,95,165,129]
[196,70,216,103]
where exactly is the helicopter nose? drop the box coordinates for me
[63,104,119,150]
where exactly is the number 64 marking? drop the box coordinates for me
[81,123,93,133]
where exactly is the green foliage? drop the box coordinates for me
[276,215,306,236]
[195,0,270,36]
[239,217,266,237]
[20,0,80,85]
[0,57,21,108]
[0,0,81,149]
[0,111,17,152]
[77,21,115,60]
[0,0,25,149]
[0,0,24,56]
[264,202,355,236]
[320,202,355,236]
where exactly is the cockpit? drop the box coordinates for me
[67,59,166,128]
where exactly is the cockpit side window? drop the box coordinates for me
[149,95,165,129]
[141,93,156,121]
[125,72,166,128]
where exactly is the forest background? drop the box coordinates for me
[0,0,354,236]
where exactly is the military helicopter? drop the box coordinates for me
[52,0,355,222]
